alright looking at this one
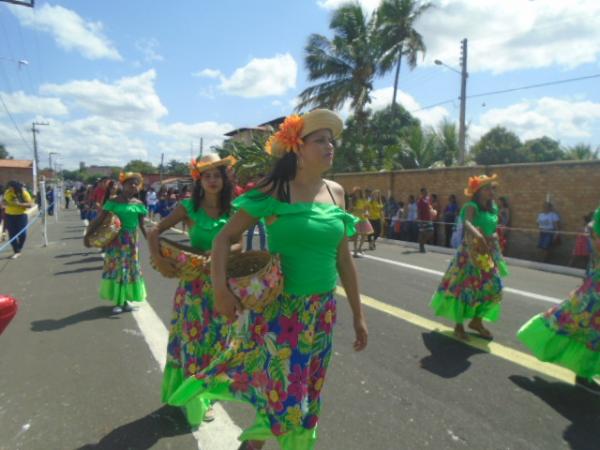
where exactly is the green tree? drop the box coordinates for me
[434,119,459,167]
[564,143,599,161]
[522,136,564,162]
[123,159,156,173]
[398,125,439,168]
[0,144,13,159]
[298,4,384,131]
[376,0,432,110]
[332,116,365,173]
[471,127,524,165]
[62,169,84,181]
[166,159,189,176]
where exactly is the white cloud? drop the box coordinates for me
[317,0,600,73]
[40,70,167,125]
[0,91,68,116]
[416,0,600,73]
[135,38,163,63]
[317,0,380,13]
[218,54,297,98]
[471,97,600,143]
[9,3,121,61]
[193,68,222,79]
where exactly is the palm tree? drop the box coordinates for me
[435,119,459,166]
[298,4,384,131]
[376,0,432,110]
[398,125,439,168]
[564,143,599,161]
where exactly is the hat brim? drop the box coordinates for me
[194,155,236,175]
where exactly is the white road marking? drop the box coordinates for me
[363,254,564,305]
[131,301,242,449]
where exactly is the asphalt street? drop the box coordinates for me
[1,209,599,450]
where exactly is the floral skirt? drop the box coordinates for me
[170,290,337,450]
[518,267,600,379]
[161,272,231,426]
[431,240,508,324]
[99,229,146,306]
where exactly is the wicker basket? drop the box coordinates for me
[465,234,495,272]
[151,237,209,280]
[85,212,121,248]
[227,251,283,312]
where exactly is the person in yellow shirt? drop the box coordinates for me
[350,187,373,257]
[2,181,34,259]
[367,189,384,250]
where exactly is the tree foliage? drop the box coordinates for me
[0,144,13,159]
[123,159,156,174]
[471,127,524,165]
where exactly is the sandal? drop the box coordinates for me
[468,322,493,339]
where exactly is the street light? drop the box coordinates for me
[434,38,468,165]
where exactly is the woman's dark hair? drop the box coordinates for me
[449,194,457,202]
[473,190,493,211]
[192,165,233,215]
[7,180,26,203]
[256,151,297,202]
[103,180,115,205]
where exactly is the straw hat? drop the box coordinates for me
[266,109,343,158]
[464,174,498,197]
[119,172,143,186]
[190,154,237,180]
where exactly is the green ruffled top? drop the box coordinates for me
[460,201,499,237]
[233,189,358,296]
[593,206,600,237]
[181,198,229,251]
[103,200,148,231]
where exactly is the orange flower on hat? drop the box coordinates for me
[190,159,202,180]
[267,115,304,155]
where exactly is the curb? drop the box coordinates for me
[378,237,585,278]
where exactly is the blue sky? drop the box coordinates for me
[1,0,599,169]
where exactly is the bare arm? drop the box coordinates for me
[211,210,258,320]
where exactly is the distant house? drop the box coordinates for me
[0,159,34,189]
[86,165,118,177]
[224,116,285,145]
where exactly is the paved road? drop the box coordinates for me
[1,210,599,450]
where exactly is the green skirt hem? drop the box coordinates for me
[100,278,146,305]
[431,291,501,324]
[161,363,210,426]
[518,315,600,379]
[498,260,509,278]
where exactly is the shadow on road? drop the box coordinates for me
[63,256,104,265]
[419,331,486,378]
[509,375,600,450]
[77,405,191,450]
[54,266,103,275]
[31,306,117,331]
[54,252,92,259]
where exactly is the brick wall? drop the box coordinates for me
[331,160,600,265]
[0,168,34,190]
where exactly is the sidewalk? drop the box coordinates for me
[0,209,197,450]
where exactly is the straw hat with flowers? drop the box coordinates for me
[189,154,237,180]
[464,174,498,198]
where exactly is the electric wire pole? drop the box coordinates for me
[31,121,49,194]
[458,38,468,165]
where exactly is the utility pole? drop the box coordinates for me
[200,138,204,157]
[31,121,49,194]
[458,38,468,165]
[159,152,164,184]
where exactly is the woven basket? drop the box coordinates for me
[465,234,495,272]
[151,237,209,280]
[227,251,283,312]
[85,212,121,248]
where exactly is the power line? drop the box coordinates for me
[0,90,33,151]
[467,73,600,100]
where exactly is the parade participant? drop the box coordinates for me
[367,189,384,250]
[84,172,148,314]
[148,153,237,425]
[518,206,600,394]
[64,188,72,209]
[417,187,434,253]
[170,109,368,450]
[2,181,34,259]
[350,187,373,257]
[430,174,508,340]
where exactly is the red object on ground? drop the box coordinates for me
[0,295,18,335]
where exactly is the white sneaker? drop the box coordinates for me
[10,253,21,260]
[112,306,123,314]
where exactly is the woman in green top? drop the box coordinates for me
[431,174,508,340]
[84,172,148,314]
[518,206,600,395]
[169,109,368,450]
[148,154,238,425]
